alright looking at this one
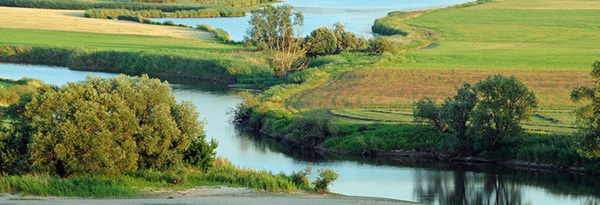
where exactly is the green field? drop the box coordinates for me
[0,28,235,51]
[398,0,600,71]
[267,0,600,134]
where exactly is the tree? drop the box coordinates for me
[439,83,478,154]
[570,60,600,159]
[247,5,307,78]
[304,27,337,56]
[313,168,339,192]
[413,97,446,132]
[333,22,366,50]
[471,75,537,153]
[0,75,217,176]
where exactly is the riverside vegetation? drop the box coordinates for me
[232,0,600,173]
[1,0,600,192]
[0,75,339,196]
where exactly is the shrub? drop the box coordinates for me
[162,20,176,26]
[413,97,445,132]
[196,24,214,32]
[313,168,338,192]
[117,15,142,23]
[368,37,396,54]
[0,75,217,176]
[333,22,367,50]
[288,165,312,190]
[283,116,331,148]
[304,27,338,56]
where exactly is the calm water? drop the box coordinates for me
[2,63,600,204]
[152,0,473,41]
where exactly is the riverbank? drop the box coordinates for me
[233,0,600,176]
[0,188,415,205]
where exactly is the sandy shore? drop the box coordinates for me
[0,6,213,39]
[0,186,416,205]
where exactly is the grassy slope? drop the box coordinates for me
[282,0,600,133]
[0,28,229,51]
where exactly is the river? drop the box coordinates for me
[151,0,473,41]
[1,63,600,204]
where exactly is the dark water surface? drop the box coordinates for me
[151,0,474,41]
[2,63,600,204]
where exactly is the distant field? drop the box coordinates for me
[0,6,213,39]
[280,0,599,133]
[397,0,600,71]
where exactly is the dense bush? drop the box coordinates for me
[304,27,338,56]
[313,168,339,192]
[117,15,143,22]
[368,37,396,54]
[283,116,331,148]
[413,97,445,132]
[0,75,217,176]
[333,22,367,50]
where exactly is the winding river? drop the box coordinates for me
[2,63,600,204]
[152,0,474,41]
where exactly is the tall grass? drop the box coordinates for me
[85,9,166,19]
[0,0,207,11]
[197,24,231,43]
[0,45,271,83]
[0,158,306,197]
[0,175,137,198]
[0,0,275,10]
[85,7,244,19]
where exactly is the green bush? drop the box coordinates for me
[368,37,396,54]
[283,116,331,148]
[313,168,338,192]
[0,75,217,176]
[117,15,143,23]
[304,27,338,56]
[333,22,367,50]
[288,165,312,190]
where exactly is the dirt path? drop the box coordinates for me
[0,186,416,205]
[0,6,214,39]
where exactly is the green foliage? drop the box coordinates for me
[0,45,270,83]
[85,9,165,19]
[471,75,538,153]
[368,37,396,54]
[571,60,600,159]
[288,165,312,190]
[283,116,331,148]
[304,27,337,57]
[313,168,338,192]
[117,15,143,22]
[0,75,217,176]
[247,4,307,78]
[0,175,137,198]
[325,123,452,153]
[413,97,445,132]
[332,22,367,50]
[205,158,298,192]
[184,136,218,172]
[0,0,211,11]
[0,78,42,106]
[439,83,477,154]
[196,24,213,32]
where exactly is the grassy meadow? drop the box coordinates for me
[277,0,600,133]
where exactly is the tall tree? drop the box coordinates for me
[570,60,600,159]
[247,5,307,78]
[439,83,477,154]
[471,75,537,153]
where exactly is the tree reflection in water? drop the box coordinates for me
[415,170,523,205]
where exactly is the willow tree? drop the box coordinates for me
[247,5,307,78]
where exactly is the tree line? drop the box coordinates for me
[414,61,600,161]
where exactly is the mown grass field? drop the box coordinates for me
[282,0,599,133]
